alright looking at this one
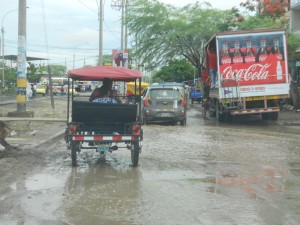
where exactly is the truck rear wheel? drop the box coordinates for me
[209,99,216,117]
[216,100,226,122]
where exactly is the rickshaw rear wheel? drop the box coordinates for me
[131,142,140,167]
[70,141,79,167]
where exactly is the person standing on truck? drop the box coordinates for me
[207,45,217,87]
[202,98,210,120]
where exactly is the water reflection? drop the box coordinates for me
[64,155,142,225]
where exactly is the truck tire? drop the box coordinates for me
[209,99,216,117]
[180,117,186,126]
[216,100,226,122]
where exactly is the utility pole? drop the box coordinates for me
[99,0,103,66]
[124,0,128,50]
[8,0,33,117]
[17,0,27,112]
[121,0,124,51]
[111,0,129,51]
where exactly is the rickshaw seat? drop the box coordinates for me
[72,101,137,124]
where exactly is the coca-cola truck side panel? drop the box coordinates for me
[207,29,289,122]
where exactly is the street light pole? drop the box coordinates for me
[1,9,18,88]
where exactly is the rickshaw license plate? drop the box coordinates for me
[97,145,110,152]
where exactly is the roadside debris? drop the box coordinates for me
[0,121,11,150]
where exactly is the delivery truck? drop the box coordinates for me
[205,28,290,122]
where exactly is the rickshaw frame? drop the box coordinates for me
[64,66,143,167]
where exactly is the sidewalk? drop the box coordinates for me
[1,97,67,150]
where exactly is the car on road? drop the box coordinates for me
[189,88,202,104]
[142,84,187,126]
[35,83,46,96]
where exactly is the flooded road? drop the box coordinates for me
[1,104,300,225]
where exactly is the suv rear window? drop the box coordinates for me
[149,88,180,100]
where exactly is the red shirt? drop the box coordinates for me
[202,71,209,81]
[207,51,217,69]
[202,71,211,85]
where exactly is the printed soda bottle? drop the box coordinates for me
[232,41,243,64]
[244,40,256,63]
[276,61,283,80]
[257,39,268,62]
[220,42,232,65]
[272,39,283,60]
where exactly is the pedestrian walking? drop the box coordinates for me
[33,83,37,97]
[203,98,209,120]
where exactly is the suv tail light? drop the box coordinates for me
[143,97,151,107]
[180,97,185,107]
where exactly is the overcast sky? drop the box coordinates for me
[0,0,242,70]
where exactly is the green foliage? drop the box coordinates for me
[152,60,194,83]
[287,32,300,61]
[4,68,17,87]
[48,65,66,76]
[127,0,237,78]
[128,0,299,80]
[234,15,283,30]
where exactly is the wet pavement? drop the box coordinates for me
[0,99,300,225]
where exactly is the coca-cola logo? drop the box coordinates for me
[223,64,271,82]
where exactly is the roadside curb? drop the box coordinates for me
[0,117,66,122]
[277,121,300,126]
[29,129,66,149]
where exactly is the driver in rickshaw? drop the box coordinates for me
[89,78,121,103]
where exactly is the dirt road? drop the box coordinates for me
[0,98,300,224]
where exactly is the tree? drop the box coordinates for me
[238,0,300,64]
[127,0,236,78]
[48,65,67,76]
[152,60,194,83]
[100,54,113,66]
[240,0,289,16]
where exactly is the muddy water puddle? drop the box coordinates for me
[1,106,300,224]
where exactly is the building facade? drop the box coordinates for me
[290,0,300,34]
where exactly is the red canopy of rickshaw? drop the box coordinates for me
[67,66,142,81]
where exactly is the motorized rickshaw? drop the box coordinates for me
[126,81,149,102]
[64,66,143,167]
